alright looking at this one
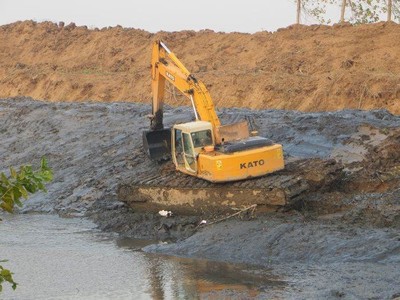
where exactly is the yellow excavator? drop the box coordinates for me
[143,40,284,183]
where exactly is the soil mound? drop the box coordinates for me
[0,20,400,113]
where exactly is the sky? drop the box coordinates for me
[0,0,328,33]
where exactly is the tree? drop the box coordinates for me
[297,0,302,24]
[379,0,400,21]
[296,0,400,24]
[295,0,340,24]
[0,158,53,292]
[388,0,393,21]
[341,0,347,22]
[349,0,384,23]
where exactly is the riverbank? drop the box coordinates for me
[1,98,399,298]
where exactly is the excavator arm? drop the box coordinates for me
[144,40,266,162]
[150,40,220,134]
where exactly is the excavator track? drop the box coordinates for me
[118,158,343,215]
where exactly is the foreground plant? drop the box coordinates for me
[0,261,17,292]
[0,157,53,213]
[0,157,53,292]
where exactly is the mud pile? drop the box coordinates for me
[1,98,399,298]
[1,21,400,114]
[0,98,398,233]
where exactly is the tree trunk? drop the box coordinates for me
[340,0,347,23]
[296,0,301,24]
[388,0,393,21]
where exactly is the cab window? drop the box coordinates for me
[182,133,194,155]
[175,129,183,153]
[190,130,213,148]
[182,132,196,171]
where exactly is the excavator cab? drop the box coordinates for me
[172,121,214,175]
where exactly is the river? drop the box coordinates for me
[0,213,284,299]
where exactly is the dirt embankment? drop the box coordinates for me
[1,21,400,114]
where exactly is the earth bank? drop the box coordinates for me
[1,21,400,114]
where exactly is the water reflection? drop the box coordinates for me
[136,254,272,299]
[116,238,285,299]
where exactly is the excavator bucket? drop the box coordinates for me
[142,129,171,161]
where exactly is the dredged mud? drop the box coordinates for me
[1,97,399,298]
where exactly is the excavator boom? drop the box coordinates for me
[144,40,221,160]
[150,41,221,131]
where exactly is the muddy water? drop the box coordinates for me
[0,214,284,299]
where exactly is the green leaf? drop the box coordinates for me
[44,170,53,181]
[1,269,11,277]
[2,193,14,206]
[18,168,25,180]
[19,186,29,200]
[9,167,17,179]
[41,157,48,170]
[0,202,13,213]
[14,197,23,208]
[0,173,10,185]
